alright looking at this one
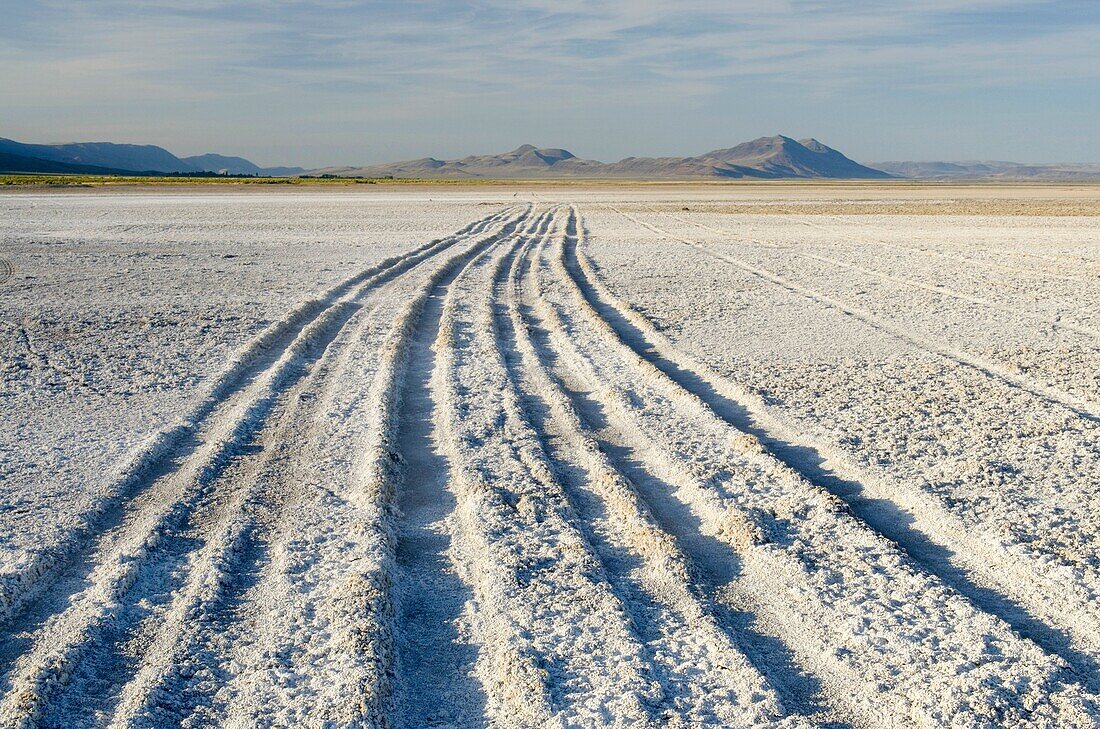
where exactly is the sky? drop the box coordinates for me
[3,0,1100,168]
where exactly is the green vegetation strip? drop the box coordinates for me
[0,174,499,187]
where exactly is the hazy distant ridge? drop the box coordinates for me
[873,160,1100,181]
[7,132,1098,180]
[0,151,144,176]
[316,136,892,180]
[180,154,306,177]
[0,137,304,176]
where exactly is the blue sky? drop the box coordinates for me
[2,0,1099,167]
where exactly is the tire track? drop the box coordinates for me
[524,206,1099,727]
[0,206,515,631]
[102,205,535,729]
[50,263,441,726]
[496,221,815,727]
[388,264,487,728]
[562,212,1100,693]
[813,213,1100,273]
[7,195,1096,727]
[404,208,561,727]
[0,299,359,728]
[612,207,1100,422]
[522,225,876,728]
[384,209,538,728]
[797,215,1099,285]
[0,207,528,728]
[429,206,672,727]
[208,203,534,729]
[656,208,1100,341]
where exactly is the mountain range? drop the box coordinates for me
[0,137,304,176]
[315,136,891,179]
[0,134,888,179]
[3,133,1099,180]
[871,160,1100,181]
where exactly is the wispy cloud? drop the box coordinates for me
[3,1,1099,164]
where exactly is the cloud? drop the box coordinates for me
[2,1,1098,163]
[9,0,1097,95]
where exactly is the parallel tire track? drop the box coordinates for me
[564,212,1100,691]
[430,206,690,726]
[5,197,1097,728]
[209,204,533,729]
[111,205,534,729]
[612,207,1100,422]
[496,221,808,727]
[0,301,365,729]
[0,207,528,728]
[0,206,514,631]
[798,215,1099,285]
[526,206,1099,727]
[656,208,1100,341]
[377,208,538,728]
[411,208,563,727]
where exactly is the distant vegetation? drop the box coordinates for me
[0,174,498,187]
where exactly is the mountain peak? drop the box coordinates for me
[694,135,890,179]
[507,145,576,166]
[747,134,800,146]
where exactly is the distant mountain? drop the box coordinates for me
[181,153,305,176]
[0,151,147,175]
[873,160,1100,181]
[316,136,892,180]
[0,137,198,173]
[316,144,605,178]
[601,136,890,179]
[8,132,1099,181]
[0,137,302,176]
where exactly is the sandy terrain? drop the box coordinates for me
[0,185,1097,727]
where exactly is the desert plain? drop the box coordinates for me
[1,182,1098,727]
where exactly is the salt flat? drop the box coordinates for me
[0,185,1097,727]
